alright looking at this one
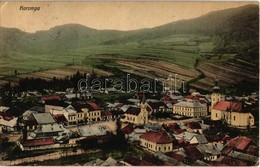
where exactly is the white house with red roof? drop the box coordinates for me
[140,130,173,152]
[210,83,254,127]
[211,100,254,127]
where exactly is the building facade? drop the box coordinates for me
[140,131,173,152]
[173,100,207,117]
[210,83,254,127]
[121,103,148,125]
[211,100,254,127]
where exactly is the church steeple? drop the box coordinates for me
[211,78,221,108]
[212,78,220,93]
[140,93,148,124]
[141,93,146,104]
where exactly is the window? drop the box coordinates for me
[216,113,218,117]
[233,116,236,121]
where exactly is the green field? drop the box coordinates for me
[0,34,214,78]
[1,4,258,92]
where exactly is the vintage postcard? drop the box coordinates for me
[0,1,259,166]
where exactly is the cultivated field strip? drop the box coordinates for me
[0,66,112,86]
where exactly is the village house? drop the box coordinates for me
[45,100,69,114]
[101,109,113,121]
[23,106,44,121]
[196,143,222,161]
[53,114,68,126]
[174,131,207,144]
[40,95,61,104]
[43,99,77,125]
[140,130,173,153]
[173,100,207,117]
[183,122,203,134]
[190,134,208,144]
[27,113,69,139]
[72,102,101,123]
[128,128,147,142]
[221,136,258,158]
[0,106,17,132]
[183,145,204,163]
[121,103,148,125]
[165,150,189,164]
[62,105,77,125]
[146,101,171,114]
[209,136,259,166]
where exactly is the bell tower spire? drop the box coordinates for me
[211,77,221,108]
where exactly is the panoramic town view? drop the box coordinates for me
[0,1,259,166]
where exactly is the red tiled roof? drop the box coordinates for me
[72,102,100,113]
[140,131,172,144]
[125,107,141,116]
[206,135,228,143]
[122,124,134,135]
[87,102,100,111]
[247,145,259,156]
[221,147,233,155]
[41,96,61,101]
[222,136,259,156]
[72,103,88,113]
[53,114,68,123]
[226,136,251,151]
[184,145,204,161]
[221,156,248,166]
[168,123,180,130]
[23,138,55,147]
[212,100,243,112]
[101,110,112,117]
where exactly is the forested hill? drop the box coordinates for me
[103,4,259,63]
[0,4,259,63]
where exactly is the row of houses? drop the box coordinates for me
[1,82,257,132]
[119,119,258,166]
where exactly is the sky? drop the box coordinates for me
[0,1,258,32]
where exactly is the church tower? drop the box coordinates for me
[211,79,221,108]
[140,93,148,124]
